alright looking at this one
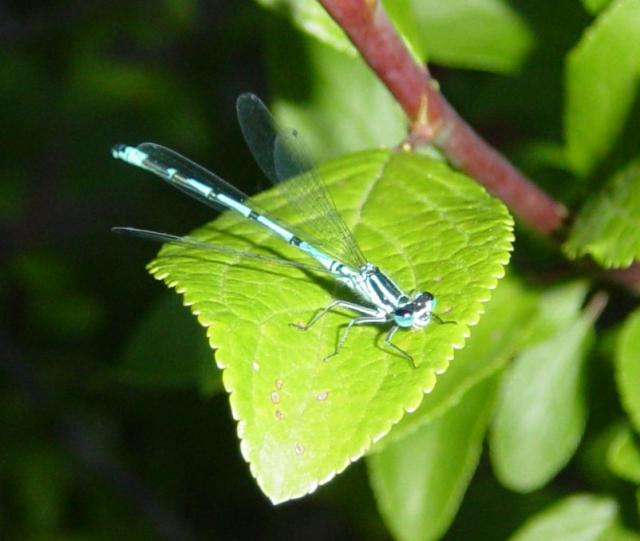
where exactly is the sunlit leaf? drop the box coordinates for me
[373,275,536,450]
[148,149,513,502]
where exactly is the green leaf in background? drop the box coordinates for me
[606,423,640,484]
[256,0,356,56]
[0,163,28,221]
[372,275,537,451]
[162,0,198,28]
[68,55,209,150]
[260,0,533,73]
[522,281,590,342]
[268,27,406,162]
[148,149,513,502]
[409,0,534,73]
[11,249,104,339]
[564,160,640,268]
[565,0,640,176]
[509,494,619,541]
[368,373,499,541]
[616,308,640,433]
[381,0,427,63]
[115,293,222,395]
[14,449,69,534]
[490,282,596,492]
[582,0,614,14]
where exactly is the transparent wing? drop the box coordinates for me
[236,93,367,268]
[112,227,329,273]
[136,142,250,212]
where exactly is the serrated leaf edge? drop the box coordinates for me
[145,151,515,503]
[147,221,513,503]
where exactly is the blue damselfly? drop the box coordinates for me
[113,94,451,365]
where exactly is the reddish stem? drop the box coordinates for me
[607,264,640,294]
[318,0,567,235]
[317,0,640,291]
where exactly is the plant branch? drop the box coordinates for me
[318,0,640,292]
[318,0,567,235]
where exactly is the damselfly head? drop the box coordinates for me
[392,291,435,328]
[411,291,436,328]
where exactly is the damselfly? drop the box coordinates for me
[113,93,451,366]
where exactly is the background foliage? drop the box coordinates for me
[2,1,640,540]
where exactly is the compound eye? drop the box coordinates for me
[417,292,435,310]
[393,309,414,328]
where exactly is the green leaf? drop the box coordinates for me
[509,494,619,541]
[259,0,424,64]
[256,0,356,56]
[565,0,640,176]
[607,423,640,484]
[15,449,69,533]
[525,281,590,342]
[148,149,514,503]
[11,249,104,339]
[611,525,640,541]
[564,160,640,268]
[582,0,613,14]
[381,0,427,62]
[410,0,534,73]
[616,308,640,432]
[490,282,595,492]
[259,0,533,73]
[115,294,222,395]
[373,275,536,451]
[368,373,499,541]
[268,26,406,162]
